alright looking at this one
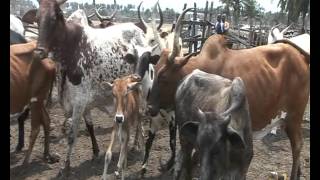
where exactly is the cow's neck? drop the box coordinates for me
[53,22,87,86]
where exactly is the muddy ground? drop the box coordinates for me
[10,86,310,180]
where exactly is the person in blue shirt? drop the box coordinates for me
[215,14,224,34]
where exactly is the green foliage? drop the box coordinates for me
[277,0,310,24]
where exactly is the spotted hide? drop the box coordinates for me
[31,1,153,175]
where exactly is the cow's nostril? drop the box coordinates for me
[115,115,124,123]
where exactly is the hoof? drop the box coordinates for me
[15,144,24,152]
[57,166,71,179]
[141,167,147,176]
[114,170,120,177]
[44,153,60,164]
[159,158,174,172]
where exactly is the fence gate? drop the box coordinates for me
[180,1,214,55]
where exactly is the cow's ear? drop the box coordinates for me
[126,81,141,95]
[22,9,38,24]
[101,81,113,90]
[173,51,198,68]
[180,121,199,144]
[150,55,160,65]
[227,124,246,149]
[160,32,169,38]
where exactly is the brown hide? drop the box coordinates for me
[10,40,57,164]
[111,75,141,125]
[10,41,56,114]
[154,34,309,131]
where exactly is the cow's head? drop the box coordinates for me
[89,0,117,28]
[267,23,293,44]
[180,77,249,179]
[25,0,68,60]
[182,110,245,179]
[104,75,141,124]
[143,7,194,116]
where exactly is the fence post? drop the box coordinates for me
[206,2,213,38]
[193,3,198,53]
[200,1,209,50]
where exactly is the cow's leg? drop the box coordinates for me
[133,120,144,152]
[102,125,116,180]
[116,125,129,180]
[61,104,85,177]
[83,110,99,158]
[16,108,30,152]
[23,103,41,165]
[160,117,176,171]
[174,140,193,180]
[42,104,60,163]
[286,112,304,180]
[141,118,157,174]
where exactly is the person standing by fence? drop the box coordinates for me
[215,14,224,34]
[222,14,230,33]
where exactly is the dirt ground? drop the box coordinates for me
[10,84,310,180]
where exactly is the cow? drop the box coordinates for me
[10,41,58,163]
[101,74,144,180]
[134,3,190,173]
[174,69,253,180]
[10,14,27,44]
[137,8,309,180]
[29,0,156,176]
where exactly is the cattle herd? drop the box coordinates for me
[10,0,310,180]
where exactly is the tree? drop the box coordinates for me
[277,0,310,25]
[241,0,264,29]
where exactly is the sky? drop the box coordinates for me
[30,0,281,13]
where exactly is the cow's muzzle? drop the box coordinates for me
[115,114,124,124]
[33,48,48,60]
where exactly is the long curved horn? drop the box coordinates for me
[156,2,163,31]
[168,8,193,64]
[270,23,281,38]
[137,1,147,32]
[150,2,164,50]
[281,23,293,35]
[56,0,68,5]
[87,8,95,19]
[94,0,117,21]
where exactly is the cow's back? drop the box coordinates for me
[198,42,309,130]
[175,69,232,125]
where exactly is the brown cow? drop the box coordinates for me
[10,41,59,164]
[139,10,309,180]
[101,74,144,180]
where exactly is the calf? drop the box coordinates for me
[101,75,144,180]
[174,69,253,180]
[10,41,58,163]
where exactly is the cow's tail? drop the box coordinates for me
[45,74,56,108]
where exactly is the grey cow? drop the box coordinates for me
[174,69,253,180]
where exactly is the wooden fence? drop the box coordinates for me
[180,1,270,54]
